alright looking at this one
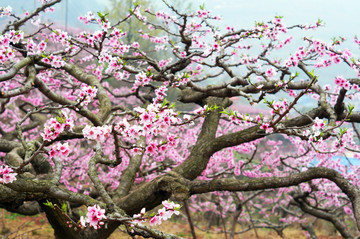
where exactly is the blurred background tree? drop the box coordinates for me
[105,0,193,105]
[105,0,193,54]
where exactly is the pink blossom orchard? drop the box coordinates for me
[1,0,360,238]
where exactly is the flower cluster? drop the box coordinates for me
[77,84,98,106]
[41,111,74,141]
[270,99,288,116]
[0,45,15,64]
[82,125,112,142]
[132,200,181,227]
[150,201,181,226]
[153,84,168,104]
[334,76,351,89]
[355,36,360,47]
[80,205,107,230]
[0,31,23,63]
[49,29,71,47]
[155,11,174,23]
[283,46,308,67]
[49,142,70,158]
[78,11,95,24]
[131,71,152,92]
[311,117,326,137]
[260,122,273,134]
[0,165,17,184]
[134,103,180,135]
[0,6,12,17]
[41,54,65,68]
[172,72,190,86]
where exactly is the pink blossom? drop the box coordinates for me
[260,123,273,134]
[0,165,17,184]
[149,215,162,226]
[158,60,168,68]
[146,143,157,155]
[49,142,70,158]
[80,205,106,230]
[77,85,98,106]
[83,125,112,142]
[162,200,180,210]
[344,206,352,215]
[265,67,275,78]
[41,111,74,141]
[0,6,12,17]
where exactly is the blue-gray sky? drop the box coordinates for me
[186,0,359,56]
[3,0,360,82]
[195,0,360,40]
[3,0,360,40]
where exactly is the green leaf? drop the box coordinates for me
[61,203,67,213]
[97,12,104,18]
[340,128,348,136]
[161,99,169,107]
[347,103,355,113]
[43,200,54,209]
[220,110,228,115]
[309,70,315,78]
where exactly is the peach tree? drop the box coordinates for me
[1,0,360,238]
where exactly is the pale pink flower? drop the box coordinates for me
[0,165,17,184]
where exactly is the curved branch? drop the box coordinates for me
[115,137,145,198]
[173,97,232,179]
[291,192,353,238]
[189,167,360,231]
[5,176,103,207]
[1,0,61,34]
[63,63,112,123]
[34,77,102,126]
[0,57,35,82]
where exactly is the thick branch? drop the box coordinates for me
[292,193,353,238]
[34,77,102,126]
[4,176,102,207]
[189,167,360,231]
[115,137,145,198]
[63,63,112,123]
[0,57,35,82]
[173,97,231,179]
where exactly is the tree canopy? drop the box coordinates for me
[1,1,360,238]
